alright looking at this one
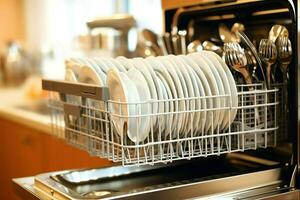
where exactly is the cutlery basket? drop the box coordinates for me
[42,79,280,166]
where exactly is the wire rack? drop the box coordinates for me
[43,80,280,166]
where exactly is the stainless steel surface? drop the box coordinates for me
[13,177,41,200]
[33,165,294,200]
[259,39,278,89]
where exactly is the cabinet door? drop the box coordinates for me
[0,118,44,200]
[0,117,111,200]
[42,134,111,171]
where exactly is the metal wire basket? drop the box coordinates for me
[42,79,280,166]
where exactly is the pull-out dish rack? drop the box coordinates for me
[42,79,281,166]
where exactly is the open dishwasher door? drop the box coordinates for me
[27,154,296,199]
[13,0,299,199]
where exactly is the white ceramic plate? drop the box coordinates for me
[164,56,188,134]
[179,56,208,134]
[93,58,109,73]
[146,56,178,135]
[177,55,202,134]
[116,56,132,71]
[65,68,77,82]
[78,65,105,112]
[156,75,168,133]
[104,57,127,72]
[131,58,159,127]
[188,54,221,133]
[156,71,174,136]
[65,68,81,105]
[206,51,238,128]
[65,58,81,78]
[127,68,151,142]
[85,58,107,83]
[200,51,231,130]
[106,68,141,143]
[168,55,195,134]
[193,52,226,130]
[157,56,186,135]
[137,58,165,129]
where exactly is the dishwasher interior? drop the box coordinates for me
[34,0,298,199]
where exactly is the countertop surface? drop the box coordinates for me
[0,87,52,134]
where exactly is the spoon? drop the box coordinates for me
[268,25,289,43]
[187,40,203,53]
[202,41,223,56]
[231,23,245,33]
[219,23,239,43]
[140,29,159,47]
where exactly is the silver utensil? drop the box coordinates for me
[219,23,239,43]
[224,42,260,124]
[237,31,266,88]
[245,50,259,82]
[202,41,223,56]
[277,35,292,113]
[187,40,203,53]
[258,39,277,89]
[224,43,252,85]
[277,36,292,81]
[231,23,245,33]
[136,41,157,57]
[163,32,173,54]
[141,29,159,47]
[178,30,187,55]
[172,33,180,55]
[268,25,289,43]
[157,35,168,55]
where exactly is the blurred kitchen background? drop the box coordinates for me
[0,0,162,86]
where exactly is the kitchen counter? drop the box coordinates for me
[0,87,51,134]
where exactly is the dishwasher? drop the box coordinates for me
[22,0,299,199]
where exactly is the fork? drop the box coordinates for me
[224,42,260,124]
[277,35,292,114]
[277,36,292,83]
[258,39,277,89]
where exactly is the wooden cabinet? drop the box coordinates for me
[0,117,111,200]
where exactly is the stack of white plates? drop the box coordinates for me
[65,51,238,143]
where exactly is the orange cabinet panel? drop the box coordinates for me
[0,117,111,200]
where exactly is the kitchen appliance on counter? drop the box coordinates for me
[86,14,136,58]
[13,0,299,199]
